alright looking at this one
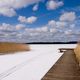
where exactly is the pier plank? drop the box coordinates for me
[42,50,80,80]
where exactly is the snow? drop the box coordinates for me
[0,44,76,80]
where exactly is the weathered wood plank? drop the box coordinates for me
[42,50,80,80]
[59,48,74,52]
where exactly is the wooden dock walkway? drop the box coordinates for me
[42,50,80,80]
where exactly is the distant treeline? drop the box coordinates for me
[27,41,77,44]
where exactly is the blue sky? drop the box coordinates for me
[0,0,80,42]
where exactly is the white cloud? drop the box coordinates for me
[0,23,25,31]
[0,23,14,30]
[70,24,75,28]
[27,16,37,23]
[33,4,39,11]
[18,16,37,24]
[48,20,56,27]
[0,7,16,17]
[25,26,48,33]
[18,16,27,23]
[64,30,73,35]
[48,20,67,28]
[36,26,48,32]
[56,21,67,28]
[0,0,40,17]
[16,24,25,30]
[13,0,40,9]
[46,0,63,10]
[50,28,57,33]
[0,23,79,42]
[60,12,76,22]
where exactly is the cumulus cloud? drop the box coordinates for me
[36,26,48,32]
[60,12,76,22]
[18,16,27,23]
[25,26,48,33]
[56,21,67,28]
[15,24,26,30]
[48,20,67,28]
[33,4,39,11]
[27,16,37,23]
[0,23,26,31]
[0,23,14,31]
[13,0,40,9]
[70,24,75,28]
[18,16,37,24]
[0,7,16,17]
[64,30,73,35]
[46,0,63,10]
[0,0,40,17]
[48,20,56,27]
[0,25,79,43]
[0,23,17,40]
[0,20,79,42]
[50,28,57,33]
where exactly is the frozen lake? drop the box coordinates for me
[0,44,77,80]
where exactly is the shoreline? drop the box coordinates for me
[27,42,77,44]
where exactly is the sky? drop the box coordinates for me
[0,0,80,43]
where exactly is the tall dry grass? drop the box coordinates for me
[74,43,80,65]
[0,42,30,54]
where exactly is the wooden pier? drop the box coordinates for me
[42,50,80,80]
[59,48,74,52]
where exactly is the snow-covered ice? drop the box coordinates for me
[0,44,76,80]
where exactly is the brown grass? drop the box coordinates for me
[0,42,30,54]
[74,43,80,65]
